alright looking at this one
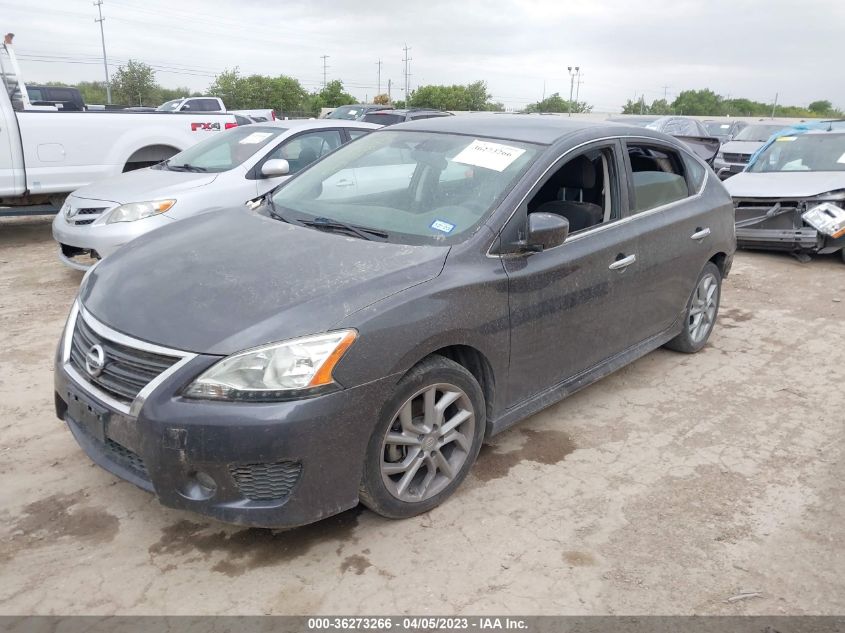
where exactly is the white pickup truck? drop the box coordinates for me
[0,37,239,217]
[156,96,276,122]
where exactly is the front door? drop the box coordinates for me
[501,140,648,408]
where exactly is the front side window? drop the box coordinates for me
[627,143,689,212]
[271,130,540,245]
[749,134,845,173]
[162,126,286,173]
[347,129,371,140]
[267,130,343,174]
[526,146,620,235]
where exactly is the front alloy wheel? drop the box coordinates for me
[360,355,485,519]
[380,383,475,502]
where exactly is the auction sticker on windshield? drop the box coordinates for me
[453,139,526,172]
[240,132,275,144]
[430,219,455,234]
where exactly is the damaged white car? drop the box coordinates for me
[724,127,845,262]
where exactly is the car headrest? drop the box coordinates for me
[557,155,596,189]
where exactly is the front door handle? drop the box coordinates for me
[609,253,637,271]
[690,227,711,241]
[335,179,354,187]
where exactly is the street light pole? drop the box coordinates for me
[567,66,579,117]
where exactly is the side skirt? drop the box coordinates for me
[488,322,682,437]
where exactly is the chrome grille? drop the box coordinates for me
[68,314,180,404]
[229,461,302,501]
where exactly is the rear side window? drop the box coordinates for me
[626,144,689,213]
[347,129,371,140]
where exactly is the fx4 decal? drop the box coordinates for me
[191,122,221,131]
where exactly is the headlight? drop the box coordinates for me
[106,200,175,224]
[183,330,357,401]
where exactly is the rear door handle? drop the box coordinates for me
[609,254,636,271]
[691,227,711,241]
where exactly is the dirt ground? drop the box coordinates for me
[0,215,843,616]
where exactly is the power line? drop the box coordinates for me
[93,0,111,103]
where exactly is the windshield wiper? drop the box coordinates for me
[166,162,208,172]
[300,217,388,241]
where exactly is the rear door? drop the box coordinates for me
[621,140,716,340]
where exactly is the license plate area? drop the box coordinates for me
[66,386,108,443]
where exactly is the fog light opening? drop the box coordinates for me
[178,470,218,501]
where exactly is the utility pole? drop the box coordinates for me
[93,0,111,103]
[542,80,546,102]
[662,85,670,101]
[402,44,412,103]
[376,58,382,96]
[320,55,329,88]
[771,92,778,119]
[576,72,583,103]
[640,94,645,115]
[567,66,579,116]
[387,78,392,103]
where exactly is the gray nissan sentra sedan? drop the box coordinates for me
[55,115,736,528]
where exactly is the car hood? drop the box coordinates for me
[724,171,845,198]
[80,208,449,355]
[719,140,765,154]
[72,167,219,205]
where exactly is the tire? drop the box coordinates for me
[664,261,722,354]
[359,355,485,519]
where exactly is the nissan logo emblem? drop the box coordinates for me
[85,344,106,377]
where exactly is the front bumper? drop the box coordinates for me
[52,209,174,269]
[54,309,397,528]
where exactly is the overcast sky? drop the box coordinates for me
[5,0,844,112]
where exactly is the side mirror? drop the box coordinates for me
[526,212,569,251]
[261,159,290,178]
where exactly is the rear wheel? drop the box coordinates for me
[665,261,722,354]
[359,355,485,519]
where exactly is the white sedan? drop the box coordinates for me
[52,119,379,269]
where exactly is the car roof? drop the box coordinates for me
[386,113,664,145]
[245,119,381,131]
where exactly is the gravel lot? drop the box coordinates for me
[1,216,843,615]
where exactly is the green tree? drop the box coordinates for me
[525,92,592,114]
[208,68,307,114]
[621,98,646,114]
[670,89,722,115]
[649,98,672,115]
[407,81,496,111]
[111,60,157,106]
[373,93,390,105]
[317,80,357,108]
[808,100,833,115]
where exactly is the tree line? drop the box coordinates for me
[623,88,842,118]
[36,60,842,119]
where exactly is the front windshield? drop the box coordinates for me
[327,106,363,120]
[705,121,733,135]
[749,134,845,173]
[270,130,541,245]
[164,126,287,173]
[156,99,183,112]
[734,124,783,142]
